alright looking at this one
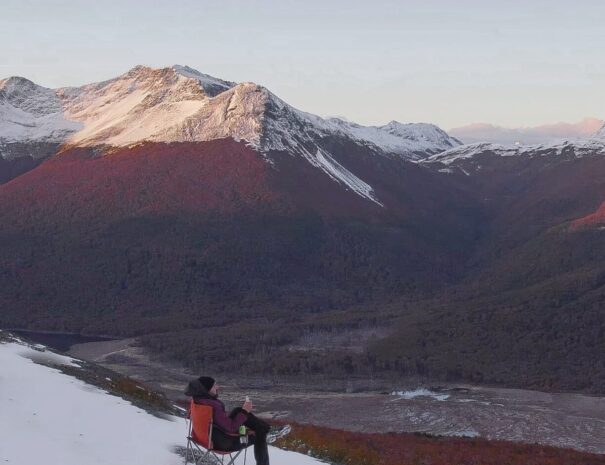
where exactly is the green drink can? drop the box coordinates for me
[239,425,248,444]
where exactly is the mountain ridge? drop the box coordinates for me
[0,65,462,205]
[1,64,461,159]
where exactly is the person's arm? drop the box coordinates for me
[211,402,247,434]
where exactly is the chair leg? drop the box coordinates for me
[198,447,212,465]
[184,439,192,464]
[186,441,212,465]
[223,450,242,465]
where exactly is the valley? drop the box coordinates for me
[63,335,605,455]
[2,65,605,449]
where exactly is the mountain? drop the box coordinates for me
[422,137,605,266]
[0,65,461,198]
[0,76,81,182]
[426,139,605,165]
[0,76,81,146]
[2,65,605,394]
[0,65,475,337]
[368,137,605,393]
[449,118,604,145]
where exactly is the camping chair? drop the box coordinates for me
[185,400,250,465]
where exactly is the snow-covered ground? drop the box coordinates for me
[0,336,323,465]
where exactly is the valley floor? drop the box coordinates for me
[69,338,605,455]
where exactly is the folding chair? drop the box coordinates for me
[185,400,250,465]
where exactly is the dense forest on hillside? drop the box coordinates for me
[1,141,605,394]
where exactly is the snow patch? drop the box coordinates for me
[446,428,480,438]
[306,148,382,205]
[391,388,451,402]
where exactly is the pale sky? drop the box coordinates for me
[2,0,605,129]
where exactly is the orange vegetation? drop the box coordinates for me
[276,423,605,465]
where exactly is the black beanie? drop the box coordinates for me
[198,376,215,391]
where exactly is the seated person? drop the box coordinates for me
[185,376,290,465]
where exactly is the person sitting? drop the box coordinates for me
[185,376,290,465]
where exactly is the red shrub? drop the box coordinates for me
[276,423,605,465]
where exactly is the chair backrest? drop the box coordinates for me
[189,400,213,449]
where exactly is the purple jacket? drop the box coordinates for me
[185,378,247,434]
[194,396,247,434]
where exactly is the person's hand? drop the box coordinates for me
[243,400,253,412]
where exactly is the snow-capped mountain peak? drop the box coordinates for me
[0,76,82,152]
[382,120,460,143]
[324,117,462,158]
[1,65,462,204]
[0,65,461,160]
[172,64,236,97]
[0,65,459,161]
[1,76,60,113]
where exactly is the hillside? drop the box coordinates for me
[0,332,323,465]
[1,65,605,394]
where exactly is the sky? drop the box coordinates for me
[2,0,605,129]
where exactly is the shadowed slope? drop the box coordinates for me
[0,138,478,335]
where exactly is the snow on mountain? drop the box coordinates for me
[433,120,605,175]
[57,65,229,146]
[0,77,82,158]
[0,65,461,204]
[0,333,324,465]
[327,119,462,158]
[1,65,458,159]
[424,138,605,174]
[51,66,459,159]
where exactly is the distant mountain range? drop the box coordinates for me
[1,65,605,394]
[450,118,604,145]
